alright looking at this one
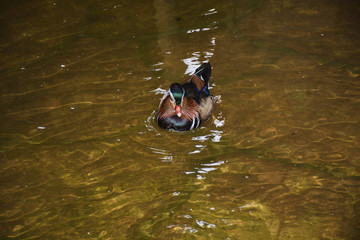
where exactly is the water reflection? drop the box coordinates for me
[192,130,223,143]
[149,146,173,162]
[204,8,217,16]
[182,36,216,75]
[150,61,164,72]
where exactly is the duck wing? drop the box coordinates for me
[182,62,212,103]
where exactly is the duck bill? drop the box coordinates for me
[175,105,182,117]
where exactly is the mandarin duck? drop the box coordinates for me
[156,62,214,131]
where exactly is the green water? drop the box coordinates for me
[1,0,360,239]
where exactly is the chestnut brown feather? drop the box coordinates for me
[180,97,199,121]
[183,75,205,91]
[157,96,175,120]
[157,95,198,121]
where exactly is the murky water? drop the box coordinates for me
[1,0,360,239]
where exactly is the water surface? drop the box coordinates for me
[1,0,360,239]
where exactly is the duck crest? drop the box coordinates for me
[156,62,214,131]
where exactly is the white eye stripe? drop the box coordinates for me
[168,90,175,102]
[168,89,185,104]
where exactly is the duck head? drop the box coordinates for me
[169,83,185,117]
